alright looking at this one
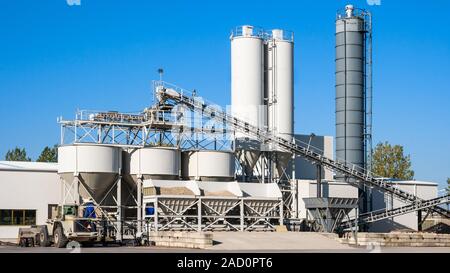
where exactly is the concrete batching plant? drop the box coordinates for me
[1,4,448,247]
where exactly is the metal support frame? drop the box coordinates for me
[342,194,450,228]
[116,176,122,242]
[59,107,232,152]
[144,196,282,232]
[61,175,81,206]
[137,177,143,233]
[317,165,322,198]
[60,174,129,240]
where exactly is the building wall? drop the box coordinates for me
[0,168,60,240]
[292,135,333,180]
[369,181,438,232]
[296,179,358,219]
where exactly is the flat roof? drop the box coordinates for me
[0,161,58,172]
[389,180,438,186]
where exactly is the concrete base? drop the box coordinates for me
[148,231,213,249]
[338,232,450,247]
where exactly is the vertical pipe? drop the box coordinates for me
[316,165,322,198]
[295,179,299,219]
[154,198,159,232]
[197,198,202,232]
[365,12,373,172]
[60,124,64,145]
[354,207,359,245]
[240,199,244,231]
[73,176,80,205]
[279,200,284,226]
[417,210,423,232]
[137,177,143,233]
[116,176,122,242]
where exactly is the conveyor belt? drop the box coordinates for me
[156,86,450,219]
[341,194,449,227]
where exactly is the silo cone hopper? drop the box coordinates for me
[60,173,119,204]
[303,197,358,233]
[235,139,261,178]
[273,151,292,179]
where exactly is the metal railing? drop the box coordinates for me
[230,25,294,42]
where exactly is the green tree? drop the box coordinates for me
[37,145,58,163]
[5,147,31,161]
[447,178,450,194]
[372,141,414,180]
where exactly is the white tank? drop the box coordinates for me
[123,147,180,187]
[231,25,264,176]
[58,145,122,203]
[231,25,264,131]
[266,29,294,144]
[182,151,235,181]
[266,29,294,177]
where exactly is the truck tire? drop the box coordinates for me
[53,225,68,248]
[39,226,50,247]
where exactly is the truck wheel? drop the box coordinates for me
[53,225,68,248]
[39,227,50,247]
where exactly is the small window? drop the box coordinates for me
[0,210,12,225]
[48,204,58,219]
[0,209,36,226]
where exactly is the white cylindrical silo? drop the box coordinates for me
[266,29,294,143]
[231,25,264,132]
[266,29,294,178]
[181,151,235,182]
[123,147,181,187]
[58,145,122,204]
[231,25,265,177]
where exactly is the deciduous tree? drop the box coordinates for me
[372,142,414,180]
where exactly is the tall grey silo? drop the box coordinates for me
[335,4,371,170]
[336,4,373,213]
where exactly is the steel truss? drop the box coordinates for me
[59,108,232,151]
[341,194,450,228]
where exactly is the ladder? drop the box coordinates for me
[341,194,450,227]
[156,86,450,219]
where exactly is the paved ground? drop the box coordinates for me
[209,232,352,251]
[1,232,450,253]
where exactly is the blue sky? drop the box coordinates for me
[0,0,449,189]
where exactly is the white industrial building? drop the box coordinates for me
[291,135,334,181]
[0,161,60,241]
